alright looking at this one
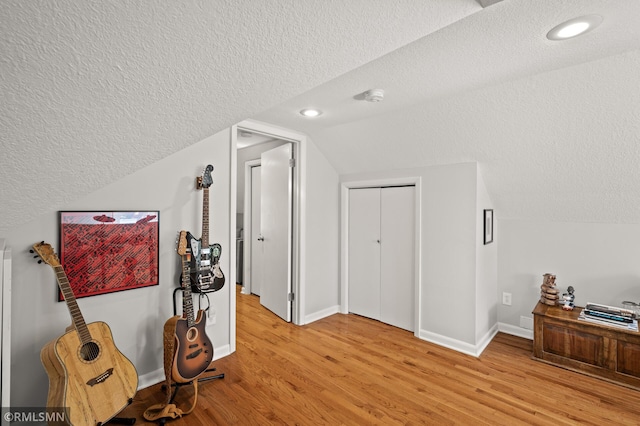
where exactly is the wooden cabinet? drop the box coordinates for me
[532,302,640,390]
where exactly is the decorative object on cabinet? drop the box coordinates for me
[483,209,493,245]
[59,210,159,300]
[561,286,576,310]
[540,273,559,306]
[622,300,640,318]
[580,302,636,329]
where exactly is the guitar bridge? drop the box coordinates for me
[86,368,114,386]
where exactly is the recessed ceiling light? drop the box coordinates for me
[300,108,322,117]
[546,15,602,41]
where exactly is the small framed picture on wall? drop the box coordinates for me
[483,209,493,245]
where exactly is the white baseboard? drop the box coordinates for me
[304,305,340,324]
[498,322,533,340]
[418,323,498,358]
[417,323,533,359]
[476,324,499,355]
[137,344,232,391]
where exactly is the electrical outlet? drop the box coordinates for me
[502,292,512,306]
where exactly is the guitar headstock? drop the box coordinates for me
[201,165,214,189]
[177,231,189,256]
[31,241,61,267]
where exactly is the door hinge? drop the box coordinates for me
[288,292,295,302]
[289,158,295,168]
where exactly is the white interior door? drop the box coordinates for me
[348,188,381,320]
[348,186,415,332]
[250,165,262,296]
[380,186,415,332]
[259,143,293,321]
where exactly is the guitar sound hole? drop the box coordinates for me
[187,328,198,341]
[80,341,100,361]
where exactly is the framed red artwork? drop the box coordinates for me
[58,211,159,300]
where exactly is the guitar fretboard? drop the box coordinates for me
[54,265,92,344]
[181,254,196,327]
[201,187,209,248]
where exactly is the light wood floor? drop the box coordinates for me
[119,286,640,425]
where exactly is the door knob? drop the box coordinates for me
[257,236,264,241]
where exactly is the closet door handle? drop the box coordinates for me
[257,236,264,241]
[376,239,381,244]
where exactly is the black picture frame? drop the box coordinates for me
[483,209,494,245]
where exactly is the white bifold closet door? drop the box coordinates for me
[348,186,415,332]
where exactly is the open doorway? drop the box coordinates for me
[233,120,304,324]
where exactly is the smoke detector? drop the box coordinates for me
[364,89,385,102]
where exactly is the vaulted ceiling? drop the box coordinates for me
[2,0,640,234]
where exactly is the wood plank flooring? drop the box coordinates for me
[119,286,640,424]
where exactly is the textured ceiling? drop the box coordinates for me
[0,0,480,234]
[2,0,640,234]
[254,0,640,223]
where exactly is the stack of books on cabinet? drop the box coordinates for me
[579,303,638,331]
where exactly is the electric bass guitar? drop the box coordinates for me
[169,231,213,383]
[187,164,225,293]
[31,241,138,426]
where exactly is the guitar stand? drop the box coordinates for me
[105,417,136,425]
[157,368,225,425]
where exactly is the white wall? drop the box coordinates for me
[341,162,493,355]
[475,169,497,347]
[420,163,477,348]
[302,139,340,322]
[498,219,640,335]
[5,129,233,407]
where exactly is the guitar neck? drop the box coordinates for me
[181,254,196,327]
[53,265,92,344]
[201,187,209,248]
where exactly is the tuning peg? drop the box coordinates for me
[37,260,42,264]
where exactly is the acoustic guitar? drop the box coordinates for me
[32,241,138,426]
[169,231,213,383]
[186,164,225,293]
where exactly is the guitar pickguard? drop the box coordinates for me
[186,233,224,293]
[189,236,200,257]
